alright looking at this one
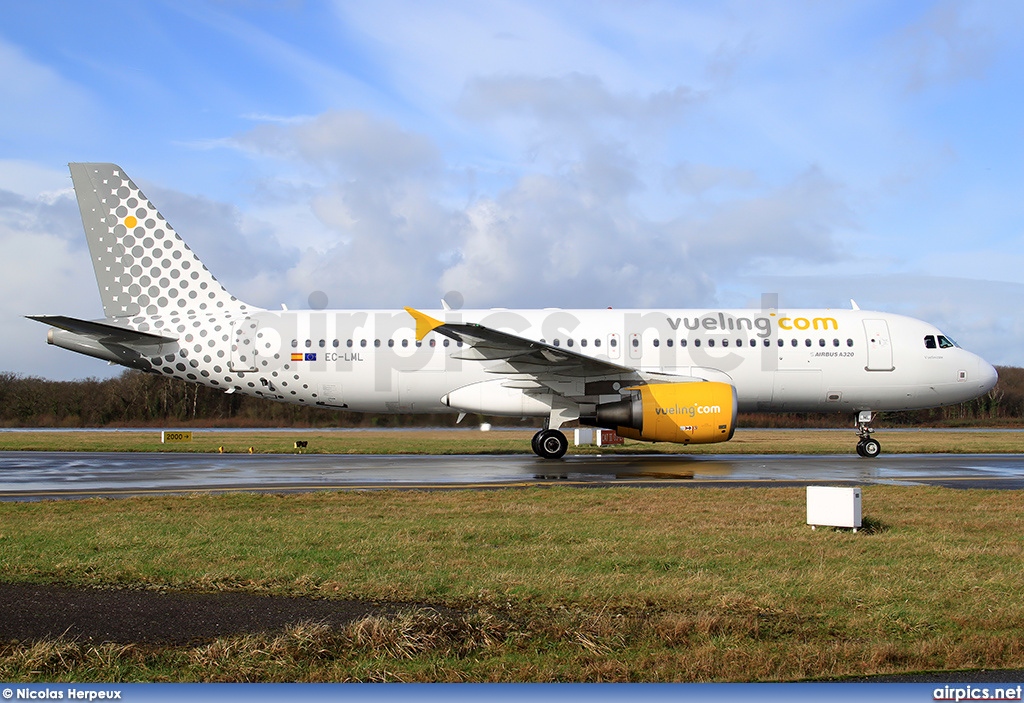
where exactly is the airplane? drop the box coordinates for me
[29,163,999,459]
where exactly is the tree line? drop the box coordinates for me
[1,367,1021,428]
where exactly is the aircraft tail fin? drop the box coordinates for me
[69,163,251,319]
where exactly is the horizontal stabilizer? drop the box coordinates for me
[26,315,178,345]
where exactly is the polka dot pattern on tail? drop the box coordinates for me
[71,163,249,320]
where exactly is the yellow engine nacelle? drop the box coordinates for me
[582,382,737,445]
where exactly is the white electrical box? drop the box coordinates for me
[806,486,862,530]
[574,428,594,446]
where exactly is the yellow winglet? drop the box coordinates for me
[405,307,445,341]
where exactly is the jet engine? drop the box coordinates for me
[581,381,737,444]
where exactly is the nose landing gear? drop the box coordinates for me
[855,411,881,458]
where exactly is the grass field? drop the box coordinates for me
[2,484,1023,682]
[1,427,1022,454]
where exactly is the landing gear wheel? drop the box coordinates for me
[857,438,881,458]
[532,429,568,459]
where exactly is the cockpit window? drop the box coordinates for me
[926,334,960,349]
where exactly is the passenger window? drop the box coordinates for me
[360,339,367,348]
[305,339,312,348]
[429,339,436,347]
[595,339,601,347]
[805,339,812,347]
[402,339,408,348]
[632,338,639,348]
[347,339,353,348]
[721,339,728,347]
[333,339,339,348]
[388,339,394,348]
[581,339,588,347]
[667,339,673,347]
[653,339,660,348]
[708,339,715,347]
[443,339,450,347]
[291,339,298,348]
[791,339,798,347]
[925,335,937,349]
[819,339,825,347]
[694,339,701,347]
[610,338,617,347]
[679,339,687,347]
[833,339,840,347]
[567,339,574,347]
[319,340,326,348]
[553,339,560,347]
[846,339,854,347]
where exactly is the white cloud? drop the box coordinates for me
[434,163,854,310]
[234,110,441,182]
[0,160,70,200]
[458,73,702,126]
[0,186,120,380]
[896,1,995,94]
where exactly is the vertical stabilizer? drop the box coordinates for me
[69,163,250,319]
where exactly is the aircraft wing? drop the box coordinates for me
[403,307,702,403]
[27,315,178,345]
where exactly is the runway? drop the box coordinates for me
[2,450,1024,499]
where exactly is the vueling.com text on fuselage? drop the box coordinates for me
[665,313,839,338]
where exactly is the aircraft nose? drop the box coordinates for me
[978,358,998,393]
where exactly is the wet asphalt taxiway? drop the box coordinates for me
[2,450,1024,500]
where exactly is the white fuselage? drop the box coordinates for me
[167,306,997,417]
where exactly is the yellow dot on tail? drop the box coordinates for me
[124,215,137,228]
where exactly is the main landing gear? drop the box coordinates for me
[855,410,881,458]
[532,429,568,459]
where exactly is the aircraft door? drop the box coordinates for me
[229,318,259,372]
[863,319,894,372]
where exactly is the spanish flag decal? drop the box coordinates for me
[290,353,303,361]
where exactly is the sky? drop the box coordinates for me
[2,0,1023,381]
